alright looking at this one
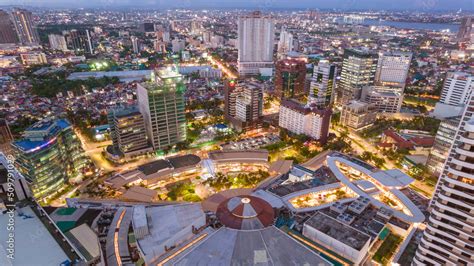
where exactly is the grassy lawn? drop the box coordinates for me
[373,233,403,265]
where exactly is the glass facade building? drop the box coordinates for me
[11,118,89,199]
[137,68,186,151]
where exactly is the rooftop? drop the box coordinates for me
[165,226,331,266]
[13,119,71,152]
[305,212,371,251]
[0,206,71,265]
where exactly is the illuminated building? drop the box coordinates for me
[337,48,378,105]
[279,99,331,143]
[20,52,47,66]
[360,86,403,113]
[309,60,337,108]
[224,80,263,131]
[137,68,186,151]
[340,100,377,129]
[414,95,474,265]
[274,58,307,100]
[107,105,152,160]
[237,11,274,76]
[375,51,412,89]
[11,118,89,199]
[11,8,39,45]
[433,72,474,119]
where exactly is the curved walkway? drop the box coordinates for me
[326,155,425,223]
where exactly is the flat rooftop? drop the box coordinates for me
[0,206,70,265]
[135,204,206,264]
[208,149,269,162]
[165,226,331,265]
[269,166,338,197]
[305,212,371,251]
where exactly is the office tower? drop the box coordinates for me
[11,119,89,199]
[224,80,263,130]
[0,10,18,44]
[67,29,94,54]
[48,34,68,51]
[340,101,377,129]
[137,68,186,150]
[457,17,473,42]
[414,95,474,265]
[337,48,378,105]
[237,11,275,76]
[202,31,212,44]
[131,36,140,54]
[11,8,40,45]
[433,72,474,119]
[191,20,202,34]
[108,106,152,159]
[274,58,307,100]
[277,27,293,57]
[171,38,185,53]
[0,119,13,155]
[360,86,403,113]
[279,100,331,143]
[375,51,412,89]
[309,60,337,108]
[426,116,461,175]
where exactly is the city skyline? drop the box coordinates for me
[0,3,473,266]
[0,0,472,11]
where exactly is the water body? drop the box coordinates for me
[362,19,459,32]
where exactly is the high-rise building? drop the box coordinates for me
[0,119,13,155]
[277,27,293,57]
[309,60,337,108]
[337,48,378,105]
[224,80,263,131]
[457,17,473,42]
[237,11,275,76]
[360,86,403,113]
[279,100,331,143]
[414,95,474,265]
[433,72,474,119]
[274,58,307,100]
[11,8,40,45]
[0,10,18,44]
[108,106,152,159]
[426,116,461,176]
[131,36,141,54]
[375,51,412,89]
[340,101,377,129]
[48,34,68,51]
[137,68,186,150]
[67,29,93,54]
[11,119,89,199]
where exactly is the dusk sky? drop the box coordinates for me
[0,0,472,10]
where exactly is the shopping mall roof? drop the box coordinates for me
[0,206,71,265]
[305,212,371,251]
[168,154,201,169]
[164,226,331,266]
[208,149,269,163]
[122,186,158,202]
[371,169,414,188]
[134,204,206,264]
